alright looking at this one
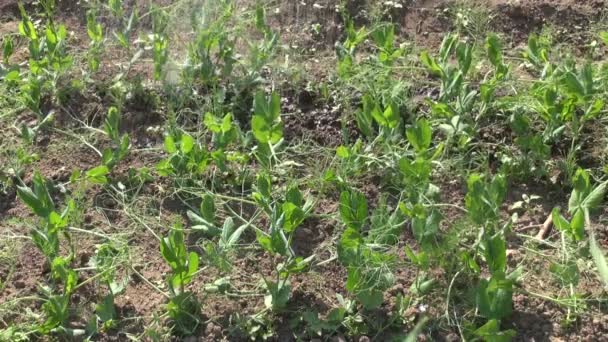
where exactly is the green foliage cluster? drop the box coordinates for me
[4,1,608,341]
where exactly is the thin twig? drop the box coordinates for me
[535,212,554,240]
[516,223,542,232]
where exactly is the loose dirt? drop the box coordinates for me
[2,0,608,340]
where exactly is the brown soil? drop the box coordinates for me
[2,0,608,341]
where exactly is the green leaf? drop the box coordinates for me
[45,27,57,45]
[3,36,14,63]
[551,208,570,233]
[255,5,268,32]
[582,181,607,212]
[86,165,110,184]
[160,227,186,273]
[406,118,432,153]
[4,69,21,82]
[570,209,585,241]
[256,173,272,199]
[410,275,436,295]
[336,145,350,159]
[337,227,363,265]
[17,185,46,218]
[411,208,440,246]
[474,319,516,342]
[96,294,116,323]
[405,246,429,269]
[286,185,304,207]
[356,289,384,310]
[254,91,281,121]
[221,219,248,249]
[180,133,195,154]
[282,255,315,277]
[439,34,457,62]
[484,235,507,274]
[164,135,177,154]
[104,107,120,142]
[51,257,78,294]
[256,229,286,256]
[420,51,442,76]
[356,95,376,137]
[86,11,103,41]
[429,101,455,118]
[264,280,290,310]
[562,72,585,99]
[187,252,199,277]
[40,295,69,333]
[203,112,222,133]
[282,202,305,233]
[256,232,273,253]
[18,173,57,219]
[399,157,432,185]
[465,173,506,225]
[200,194,215,224]
[456,42,473,76]
[590,232,608,288]
[486,34,503,68]
[188,210,219,236]
[476,274,513,320]
[219,217,236,246]
[600,32,608,46]
[371,103,399,128]
[48,211,67,232]
[252,115,282,144]
[339,190,368,230]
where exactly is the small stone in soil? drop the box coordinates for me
[446,332,460,342]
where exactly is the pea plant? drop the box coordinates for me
[463,173,518,338]
[504,109,551,180]
[203,111,241,172]
[480,34,510,116]
[150,6,169,81]
[183,3,236,91]
[251,91,284,169]
[370,23,405,67]
[189,193,251,274]
[16,172,80,335]
[78,107,131,186]
[107,0,138,52]
[235,5,278,109]
[160,225,201,335]
[102,107,130,169]
[157,130,208,178]
[86,9,104,72]
[17,172,72,262]
[336,15,367,78]
[16,1,72,117]
[355,94,401,140]
[552,169,607,242]
[421,34,476,149]
[522,33,554,77]
[337,189,402,310]
[251,173,314,311]
[547,168,607,322]
[86,242,129,334]
[398,118,446,297]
